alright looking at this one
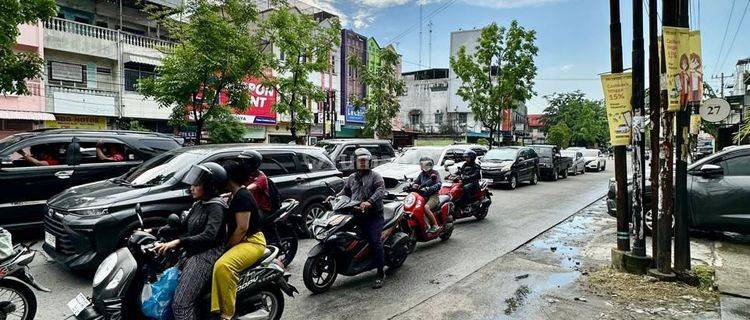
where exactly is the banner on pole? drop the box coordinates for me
[601,72,633,146]
[663,27,703,112]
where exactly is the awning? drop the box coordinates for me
[467,131,490,138]
[0,110,56,121]
[123,53,163,66]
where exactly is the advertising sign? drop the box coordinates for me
[345,103,365,123]
[45,115,106,129]
[601,73,633,146]
[663,27,703,111]
[50,61,84,83]
[227,78,277,125]
[699,98,731,123]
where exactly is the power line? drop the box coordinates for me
[718,0,750,72]
[386,0,458,46]
[711,0,736,73]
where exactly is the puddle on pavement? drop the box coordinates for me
[500,272,579,317]
[526,214,598,271]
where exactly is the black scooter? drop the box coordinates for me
[261,199,299,266]
[0,243,50,320]
[69,204,298,320]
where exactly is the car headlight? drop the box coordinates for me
[501,163,512,171]
[404,194,416,207]
[94,252,118,286]
[72,208,109,216]
[106,269,124,290]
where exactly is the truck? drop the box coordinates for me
[529,145,573,181]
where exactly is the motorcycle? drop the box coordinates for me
[68,204,298,320]
[398,183,455,252]
[0,244,49,320]
[441,174,492,220]
[260,199,300,266]
[303,195,411,294]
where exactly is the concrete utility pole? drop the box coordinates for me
[630,0,648,259]
[648,0,660,260]
[673,0,691,273]
[711,73,733,98]
[428,20,433,68]
[609,0,629,253]
[419,2,423,68]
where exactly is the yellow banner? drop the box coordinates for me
[601,73,633,146]
[690,114,701,135]
[45,115,107,129]
[663,27,703,111]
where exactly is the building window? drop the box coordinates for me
[279,51,285,61]
[410,113,421,126]
[124,62,155,92]
[458,113,467,124]
[435,113,443,124]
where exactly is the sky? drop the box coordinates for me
[301,0,750,114]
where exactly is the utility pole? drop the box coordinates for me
[648,0,661,260]
[712,73,733,98]
[609,0,629,253]
[673,0,691,273]
[631,0,647,258]
[428,20,433,69]
[419,2,423,68]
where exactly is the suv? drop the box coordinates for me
[529,145,573,181]
[0,129,181,230]
[315,139,396,176]
[480,146,539,189]
[43,144,344,270]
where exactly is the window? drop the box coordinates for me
[340,146,356,161]
[300,153,335,172]
[7,142,69,167]
[435,113,443,124]
[527,148,538,158]
[723,155,750,176]
[279,51,285,61]
[458,113,468,124]
[361,145,382,160]
[443,149,464,163]
[77,141,138,164]
[124,62,156,92]
[380,145,395,157]
[140,138,179,152]
[410,113,421,126]
[260,153,297,176]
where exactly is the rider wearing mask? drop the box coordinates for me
[240,150,272,215]
[211,159,266,320]
[338,148,387,288]
[411,157,441,233]
[457,149,481,206]
[153,162,228,320]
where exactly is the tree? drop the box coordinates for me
[546,123,572,148]
[206,110,247,143]
[349,46,405,138]
[259,2,341,143]
[0,0,56,94]
[450,21,538,148]
[138,0,267,144]
[542,91,609,147]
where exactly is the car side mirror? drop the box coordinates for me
[696,164,723,176]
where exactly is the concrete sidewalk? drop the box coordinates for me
[714,234,750,320]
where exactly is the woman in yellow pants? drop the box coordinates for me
[212,160,266,319]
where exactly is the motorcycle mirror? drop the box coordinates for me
[167,213,181,228]
[135,203,144,228]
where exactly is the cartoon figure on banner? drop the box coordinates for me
[675,54,690,106]
[688,53,703,104]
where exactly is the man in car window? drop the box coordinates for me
[96,140,125,161]
[17,145,60,166]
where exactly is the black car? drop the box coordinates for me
[480,146,539,189]
[0,129,182,231]
[529,145,573,181]
[315,139,396,175]
[43,144,344,270]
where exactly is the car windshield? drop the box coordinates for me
[532,147,552,158]
[483,148,518,162]
[582,149,600,157]
[394,148,442,165]
[124,150,203,187]
[561,151,576,158]
[0,133,28,152]
[315,142,338,156]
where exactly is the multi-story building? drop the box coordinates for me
[527,114,546,144]
[339,29,368,137]
[399,68,450,134]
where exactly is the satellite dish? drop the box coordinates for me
[699,98,731,123]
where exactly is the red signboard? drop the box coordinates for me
[220,78,277,125]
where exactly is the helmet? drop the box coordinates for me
[463,149,477,162]
[354,148,372,170]
[419,156,434,172]
[238,150,262,172]
[182,162,228,198]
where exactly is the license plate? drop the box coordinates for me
[67,293,90,316]
[44,231,55,249]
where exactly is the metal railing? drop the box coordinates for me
[46,84,119,98]
[44,18,175,50]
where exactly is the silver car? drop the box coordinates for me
[562,149,585,175]
[580,148,607,171]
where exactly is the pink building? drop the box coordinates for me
[0,23,54,138]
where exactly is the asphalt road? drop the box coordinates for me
[27,164,613,320]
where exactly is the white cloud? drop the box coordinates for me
[354,0,411,8]
[560,64,574,71]
[353,9,376,28]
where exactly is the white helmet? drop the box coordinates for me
[354,148,372,170]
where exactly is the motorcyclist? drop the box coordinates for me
[337,148,387,289]
[239,150,272,215]
[457,149,481,207]
[410,157,441,233]
[153,162,228,320]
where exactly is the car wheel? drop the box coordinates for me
[507,175,518,190]
[304,203,327,235]
[529,171,539,185]
[561,169,568,179]
[602,163,606,171]
[551,171,558,181]
[580,166,585,175]
[570,168,577,176]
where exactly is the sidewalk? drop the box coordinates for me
[395,198,749,320]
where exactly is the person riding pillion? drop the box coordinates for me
[337,148,387,289]
[411,157,442,233]
[458,150,481,206]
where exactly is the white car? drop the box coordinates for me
[579,148,607,171]
[373,145,487,190]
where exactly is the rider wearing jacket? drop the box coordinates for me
[457,150,481,206]
[338,148,387,289]
[153,162,228,320]
[411,157,441,233]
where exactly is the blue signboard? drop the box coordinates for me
[345,103,365,124]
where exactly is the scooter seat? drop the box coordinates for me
[383,202,404,229]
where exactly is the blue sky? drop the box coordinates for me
[304,0,750,114]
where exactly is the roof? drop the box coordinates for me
[178,143,324,154]
[528,114,544,127]
[401,68,449,80]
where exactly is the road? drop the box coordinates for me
[28,165,613,319]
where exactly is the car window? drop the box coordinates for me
[299,152,336,172]
[483,148,518,161]
[472,147,487,156]
[125,150,202,186]
[315,141,338,156]
[261,153,298,176]
[77,141,139,164]
[395,148,442,165]
[723,155,750,176]
[6,142,69,167]
[339,146,356,162]
[361,145,382,159]
[443,149,464,164]
[140,138,180,152]
[380,144,395,157]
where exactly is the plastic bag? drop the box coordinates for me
[141,266,180,320]
[0,228,13,260]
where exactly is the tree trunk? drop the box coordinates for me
[290,108,298,144]
[488,126,495,149]
[195,119,204,145]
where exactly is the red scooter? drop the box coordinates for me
[440,174,492,220]
[399,184,455,252]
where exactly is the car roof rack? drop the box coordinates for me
[34,129,175,138]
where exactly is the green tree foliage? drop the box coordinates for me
[138,0,266,144]
[546,123,572,148]
[450,20,538,148]
[349,47,405,138]
[0,0,56,94]
[542,91,609,147]
[206,110,247,144]
[259,2,341,143]
[127,120,148,132]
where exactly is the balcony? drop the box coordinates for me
[44,18,174,61]
[46,85,118,117]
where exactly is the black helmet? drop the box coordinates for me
[182,162,228,198]
[419,156,434,172]
[238,150,262,172]
[354,148,373,170]
[463,149,477,162]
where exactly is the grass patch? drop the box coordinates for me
[692,265,717,292]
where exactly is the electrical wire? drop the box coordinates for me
[711,0,735,73]
[386,0,458,46]
[717,0,750,72]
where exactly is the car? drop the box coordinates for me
[480,146,539,189]
[607,145,750,234]
[0,129,182,231]
[562,149,586,175]
[373,145,482,190]
[43,144,344,270]
[315,139,396,176]
[577,148,607,171]
[529,145,572,181]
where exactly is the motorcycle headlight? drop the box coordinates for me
[106,269,124,290]
[94,252,118,286]
[404,194,416,207]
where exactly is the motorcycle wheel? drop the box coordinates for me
[0,279,36,320]
[303,254,338,294]
[386,237,410,269]
[273,225,298,267]
[474,206,489,220]
[256,288,284,320]
[439,225,454,241]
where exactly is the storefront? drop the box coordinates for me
[243,125,267,143]
[336,124,364,138]
[0,110,56,138]
[266,124,299,144]
[44,114,107,129]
